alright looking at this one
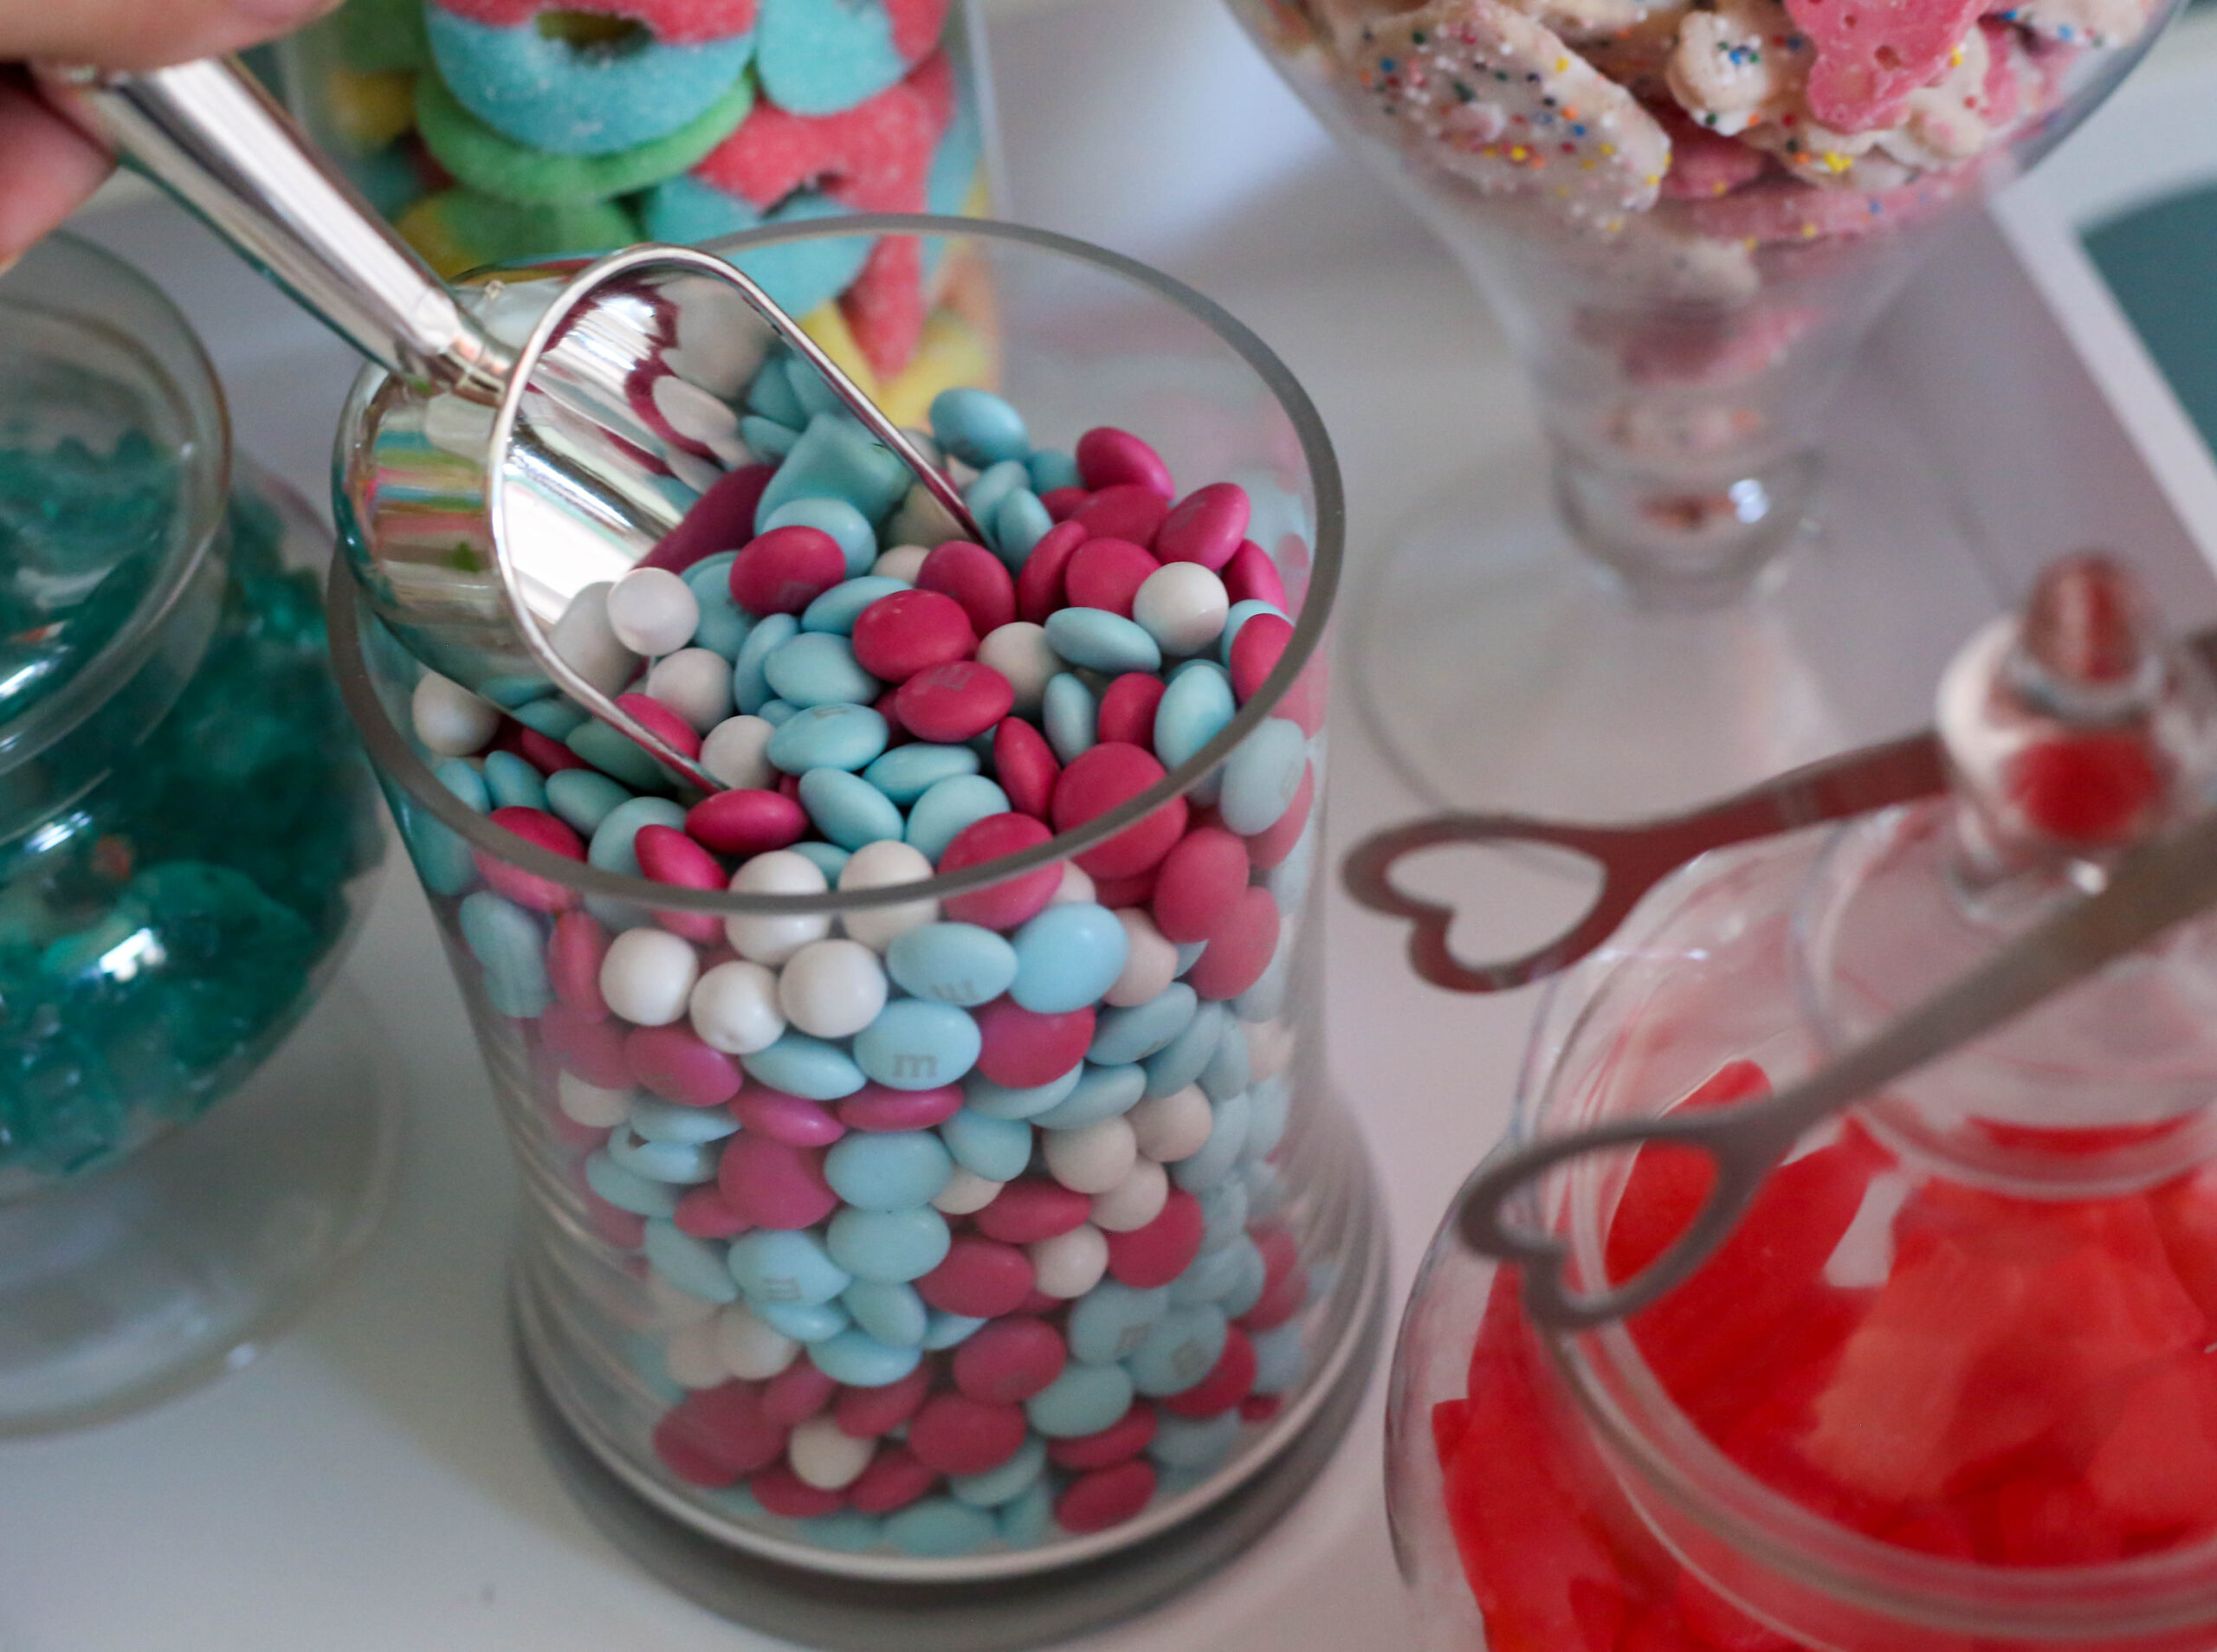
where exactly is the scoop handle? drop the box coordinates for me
[39,58,512,402]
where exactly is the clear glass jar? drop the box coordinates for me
[326,216,1383,1642]
[1390,555,2217,1650]
[278,0,993,394]
[0,233,391,1431]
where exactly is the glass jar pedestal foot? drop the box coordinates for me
[1351,378,2009,818]
[0,980,403,1434]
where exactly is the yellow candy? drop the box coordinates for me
[323,68,417,152]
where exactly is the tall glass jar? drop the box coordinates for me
[328,216,1383,1646]
[0,233,392,1432]
[1390,554,2217,1651]
[278,0,994,404]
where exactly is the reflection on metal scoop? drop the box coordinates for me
[42,58,980,791]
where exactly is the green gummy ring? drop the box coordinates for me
[398,187,642,277]
[414,66,756,206]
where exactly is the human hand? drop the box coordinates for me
[0,0,339,263]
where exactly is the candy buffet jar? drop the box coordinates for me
[1389,557,2217,1651]
[327,217,1384,1649]
[277,0,996,410]
[0,234,392,1431]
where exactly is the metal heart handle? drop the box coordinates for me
[1457,1106,1808,1328]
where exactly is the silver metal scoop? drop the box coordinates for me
[42,58,981,791]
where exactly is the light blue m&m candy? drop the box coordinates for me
[1219,717,1308,836]
[458,889,550,1016]
[886,1497,996,1558]
[809,1326,923,1387]
[1043,673,1098,765]
[733,612,799,714]
[863,741,980,805]
[939,1107,1033,1183]
[842,1278,929,1348]
[799,769,904,850]
[1127,1306,1229,1397]
[887,922,1018,1008]
[766,702,889,773]
[764,631,879,710]
[931,388,1030,469]
[1172,1090,1252,1195]
[1089,984,1199,1066]
[949,1436,1047,1508]
[1067,1280,1171,1365]
[1010,902,1128,1014]
[1025,1361,1135,1438]
[729,1229,850,1307]
[767,497,878,578]
[643,1220,740,1305]
[1030,1062,1145,1131]
[1144,1003,1231,1099]
[827,1204,952,1283]
[803,575,909,636]
[1044,608,1161,675]
[854,998,982,1090]
[904,774,1010,865]
[824,1130,954,1212]
[742,1030,866,1100]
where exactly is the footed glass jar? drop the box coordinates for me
[279,0,994,404]
[0,234,391,1431]
[1391,555,2217,1651]
[329,217,1383,1648]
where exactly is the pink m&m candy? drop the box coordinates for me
[719,1134,838,1229]
[517,726,589,776]
[916,541,1017,636]
[1047,1403,1158,1470]
[895,660,1015,744]
[1074,485,1169,546]
[547,910,611,1018]
[938,814,1061,930]
[751,1463,846,1520]
[991,719,1060,823]
[1041,486,1090,522]
[1239,1228,1307,1333]
[1063,538,1159,619]
[1057,1461,1159,1534]
[733,1084,847,1147]
[973,997,1095,1087]
[1151,828,1249,945]
[851,588,976,681]
[907,1392,1028,1476]
[731,526,846,616]
[641,463,776,574]
[1016,520,1088,624]
[653,1383,787,1486]
[1076,427,1174,497]
[1053,743,1188,879]
[917,1235,1035,1318]
[763,1357,839,1426]
[687,786,809,857]
[835,1365,934,1438]
[675,1184,753,1238]
[972,1178,1093,1245]
[1096,674,1165,749]
[951,1317,1067,1404]
[616,693,703,764]
[634,823,726,942]
[850,1444,937,1514]
[479,806,584,911]
[541,1000,632,1088]
[1185,887,1282,1003]
[1228,612,1295,706]
[837,1082,962,1133]
[1223,540,1289,610]
[1103,1188,1205,1289]
[627,1023,744,1107]
[1154,482,1251,572]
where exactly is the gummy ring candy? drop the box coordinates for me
[396,188,642,278]
[425,2,758,156]
[435,0,759,46]
[414,60,756,203]
[753,0,949,117]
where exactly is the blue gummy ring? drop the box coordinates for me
[425,3,757,156]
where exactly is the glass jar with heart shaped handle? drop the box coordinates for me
[1384,552,2217,1652]
[277,0,995,414]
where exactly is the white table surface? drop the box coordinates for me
[0,3,2185,1646]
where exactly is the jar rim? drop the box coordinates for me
[326,213,1343,916]
[0,231,233,778]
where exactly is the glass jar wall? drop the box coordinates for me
[327,217,1384,1644]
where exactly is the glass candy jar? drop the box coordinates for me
[1389,552,2217,1652]
[278,0,995,413]
[0,234,391,1431]
[328,217,1384,1647]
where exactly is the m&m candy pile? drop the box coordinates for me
[398,361,1328,1558]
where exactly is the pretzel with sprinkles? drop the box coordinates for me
[1349,0,1673,216]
